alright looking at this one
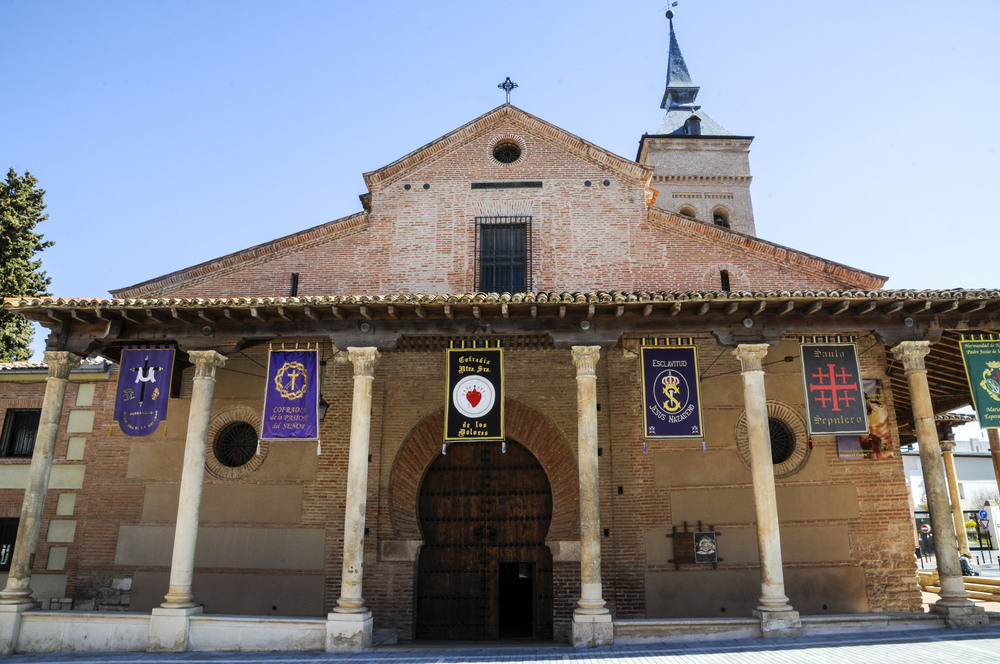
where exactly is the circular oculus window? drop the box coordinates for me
[492,140,522,164]
[214,421,258,468]
[206,405,268,480]
[735,401,810,478]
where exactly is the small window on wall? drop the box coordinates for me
[475,216,532,293]
[0,409,41,457]
[678,205,697,218]
[0,518,18,571]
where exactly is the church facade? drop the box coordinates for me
[0,15,996,653]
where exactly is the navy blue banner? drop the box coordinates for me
[114,346,175,436]
[800,342,869,435]
[445,349,504,442]
[261,349,319,440]
[641,345,704,439]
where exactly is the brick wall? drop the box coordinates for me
[1,330,921,635]
[127,115,871,300]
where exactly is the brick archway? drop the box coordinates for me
[388,398,579,541]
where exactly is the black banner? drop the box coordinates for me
[445,348,504,442]
[800,342,869,435]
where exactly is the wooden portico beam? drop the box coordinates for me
[10,293,1000,351]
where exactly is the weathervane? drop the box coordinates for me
[498,77,518,103]
[666,1,678,20]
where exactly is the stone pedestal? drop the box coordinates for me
[0,603,35,655]
[756,609,802,638]
[929,602,990,628]
[326,610,373,651]
[148,606,203,653]
[571,612,613,647]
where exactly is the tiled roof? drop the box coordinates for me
[6,289,1000,311]
[0,357,112,372]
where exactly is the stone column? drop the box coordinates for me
[734,344,800,638]
[0,351,81,607]
[892,341,985,627]
[988,428,1000,501]
[940,440,971,556]
[570,346,612,647]
[149,350,225,653]
[327,347,379,651]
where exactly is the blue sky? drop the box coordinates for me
[4,1,999,358]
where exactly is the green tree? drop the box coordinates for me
[0,168,52,361]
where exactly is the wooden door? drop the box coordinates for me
[416,440,553,640]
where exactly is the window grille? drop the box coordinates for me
[213,421,259,468]
[0,409,41,457]
[474,216,532,293]
[0,518,18,571]
[769,417,795,464]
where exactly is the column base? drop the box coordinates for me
[0,603,36,655]
[571,611,613,647]
[148,606,203,653]
[753,608,801,638]
[326,610,372,651]
[931,600,989,628]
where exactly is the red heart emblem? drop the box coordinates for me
[466,387,482,408]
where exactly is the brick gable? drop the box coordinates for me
[111,106,884,300]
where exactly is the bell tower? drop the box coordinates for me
[637,10,756,236]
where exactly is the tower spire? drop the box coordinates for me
[653,9,731,136]
[660,9,699,111]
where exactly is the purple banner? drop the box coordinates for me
[261,349,319,440]
[641,345,704,439]
[114,346,175,436]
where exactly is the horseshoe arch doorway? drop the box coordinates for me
[415,439,554,640]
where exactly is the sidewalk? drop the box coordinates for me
[4,627,1000,663]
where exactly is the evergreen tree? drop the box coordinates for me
[0,168,53,361]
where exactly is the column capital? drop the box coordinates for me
[187,350,226,379]
[733,343,769,372]
[42,351,82,380]
[892,340,931,371]
[347,347,380,378]
[571,346,601,376]
[940,440,957,453]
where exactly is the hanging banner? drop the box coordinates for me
[445,348,504,442]
[959,335,1000,428]
[114,346,175,436]
[640,345,704,439]
[837,379,894,459]
[261,348,319,440]
[800,342,869,435]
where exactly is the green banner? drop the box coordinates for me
[959,335,1000,428]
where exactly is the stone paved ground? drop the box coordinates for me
[6,628,1000,664]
